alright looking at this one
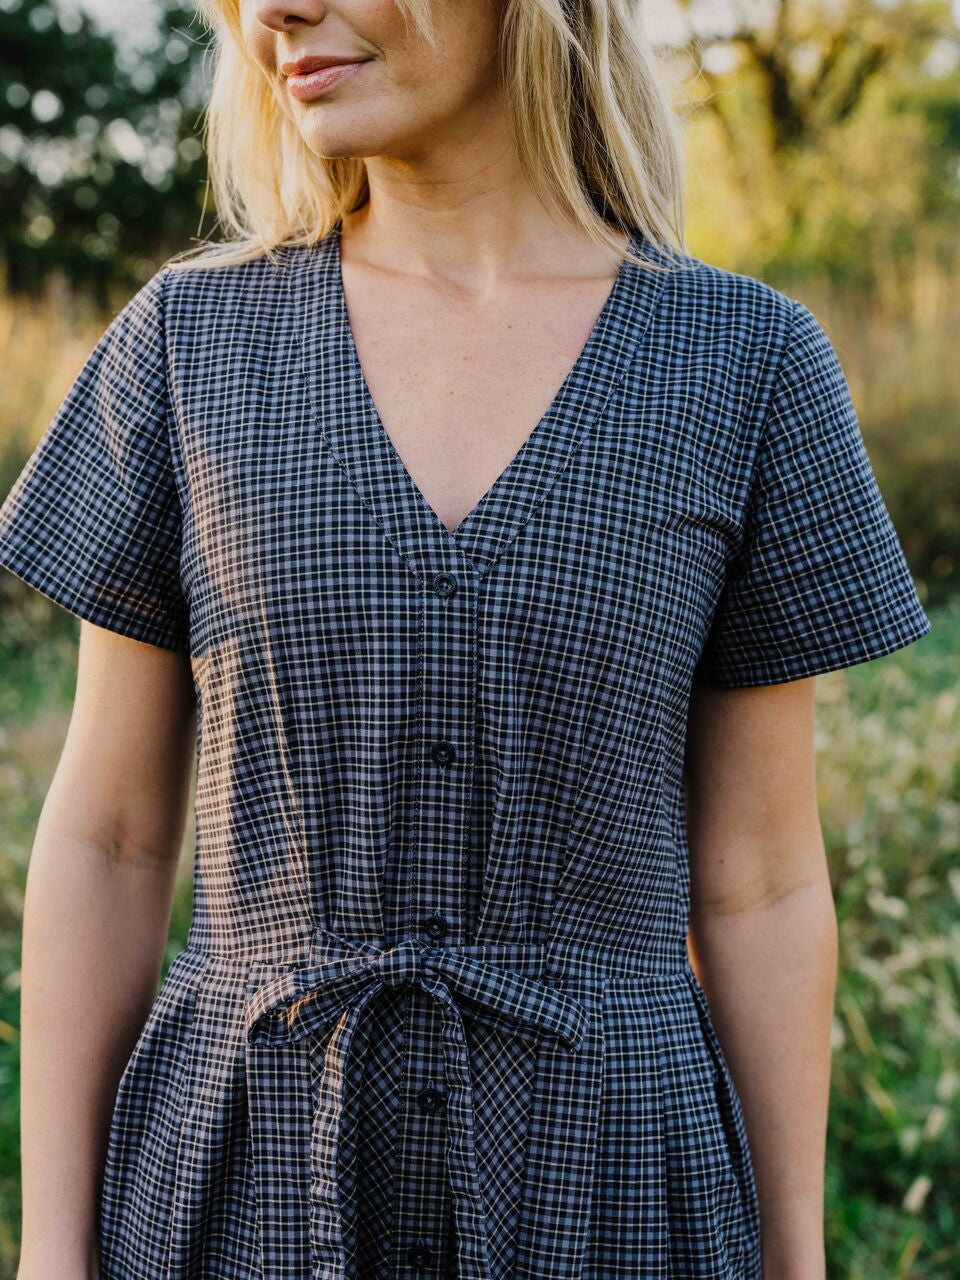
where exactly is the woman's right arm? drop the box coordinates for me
[16,620,197,1279]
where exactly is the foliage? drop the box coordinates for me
[677,0,960,293]
[817,598,959,1278]
[0,0,212,300]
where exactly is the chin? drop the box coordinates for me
[300,120,406,161]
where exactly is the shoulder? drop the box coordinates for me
[655,246,799,358]
[159,249,287,335]
[154,248,314,414]
[641,246,833,435]
[663,254,851,412]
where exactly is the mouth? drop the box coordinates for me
[281,54,373,102]
[284,59,371,102]
[281,55,371,77]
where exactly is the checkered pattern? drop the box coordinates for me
[0,219,931,1280]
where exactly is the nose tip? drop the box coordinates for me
[377,938,427,989]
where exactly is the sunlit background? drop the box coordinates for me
[0,1,958,1275]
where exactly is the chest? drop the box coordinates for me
[340,260,627,535]
[169,238,752,678]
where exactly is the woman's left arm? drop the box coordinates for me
[684,674,837,1280]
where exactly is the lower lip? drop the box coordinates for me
[286,61,370,102]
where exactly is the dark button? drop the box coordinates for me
[407,1239,434,1268]
[424,912,448,941]
[430,740,456,766]
[416,1083,445,1114]
[431,571,458,598]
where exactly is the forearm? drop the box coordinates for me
[17,819,179,1274]
[688,876,838,1280]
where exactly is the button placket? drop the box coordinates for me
[391,551,478,1279]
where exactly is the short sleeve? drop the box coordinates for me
[0,266,190,652]
[693,299,932,688]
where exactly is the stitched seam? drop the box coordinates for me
[282,247,436,588]
[473,258,672,580]
[158,264,194,641]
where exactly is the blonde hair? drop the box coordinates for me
[167,0,687,274]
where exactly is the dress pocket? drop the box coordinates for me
[98,945,209,1279]
[588,968,761,1280]
[585,978,669,1278]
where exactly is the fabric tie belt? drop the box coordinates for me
[242,932,594,1280]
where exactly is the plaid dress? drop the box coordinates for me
[0,221,931,1280]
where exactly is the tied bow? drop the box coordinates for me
[242,932,590,1280]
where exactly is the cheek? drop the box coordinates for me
[238,17,275,80]
[386,40,500,119]
[378,0,501,92]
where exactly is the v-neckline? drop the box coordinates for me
[283,218,672,576]
[332,219,640,543]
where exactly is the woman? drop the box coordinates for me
[4,1,931,1278]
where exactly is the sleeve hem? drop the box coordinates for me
[693,610,932,689]
[0,538,191,654]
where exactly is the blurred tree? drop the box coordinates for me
[673,0,960,290]
[678,0,956,153]
[0,0,212,300]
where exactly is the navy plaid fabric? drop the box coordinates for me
[0,220,931,1280]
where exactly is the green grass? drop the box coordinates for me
[818,597,960,1278]
[0,598,956,1277]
